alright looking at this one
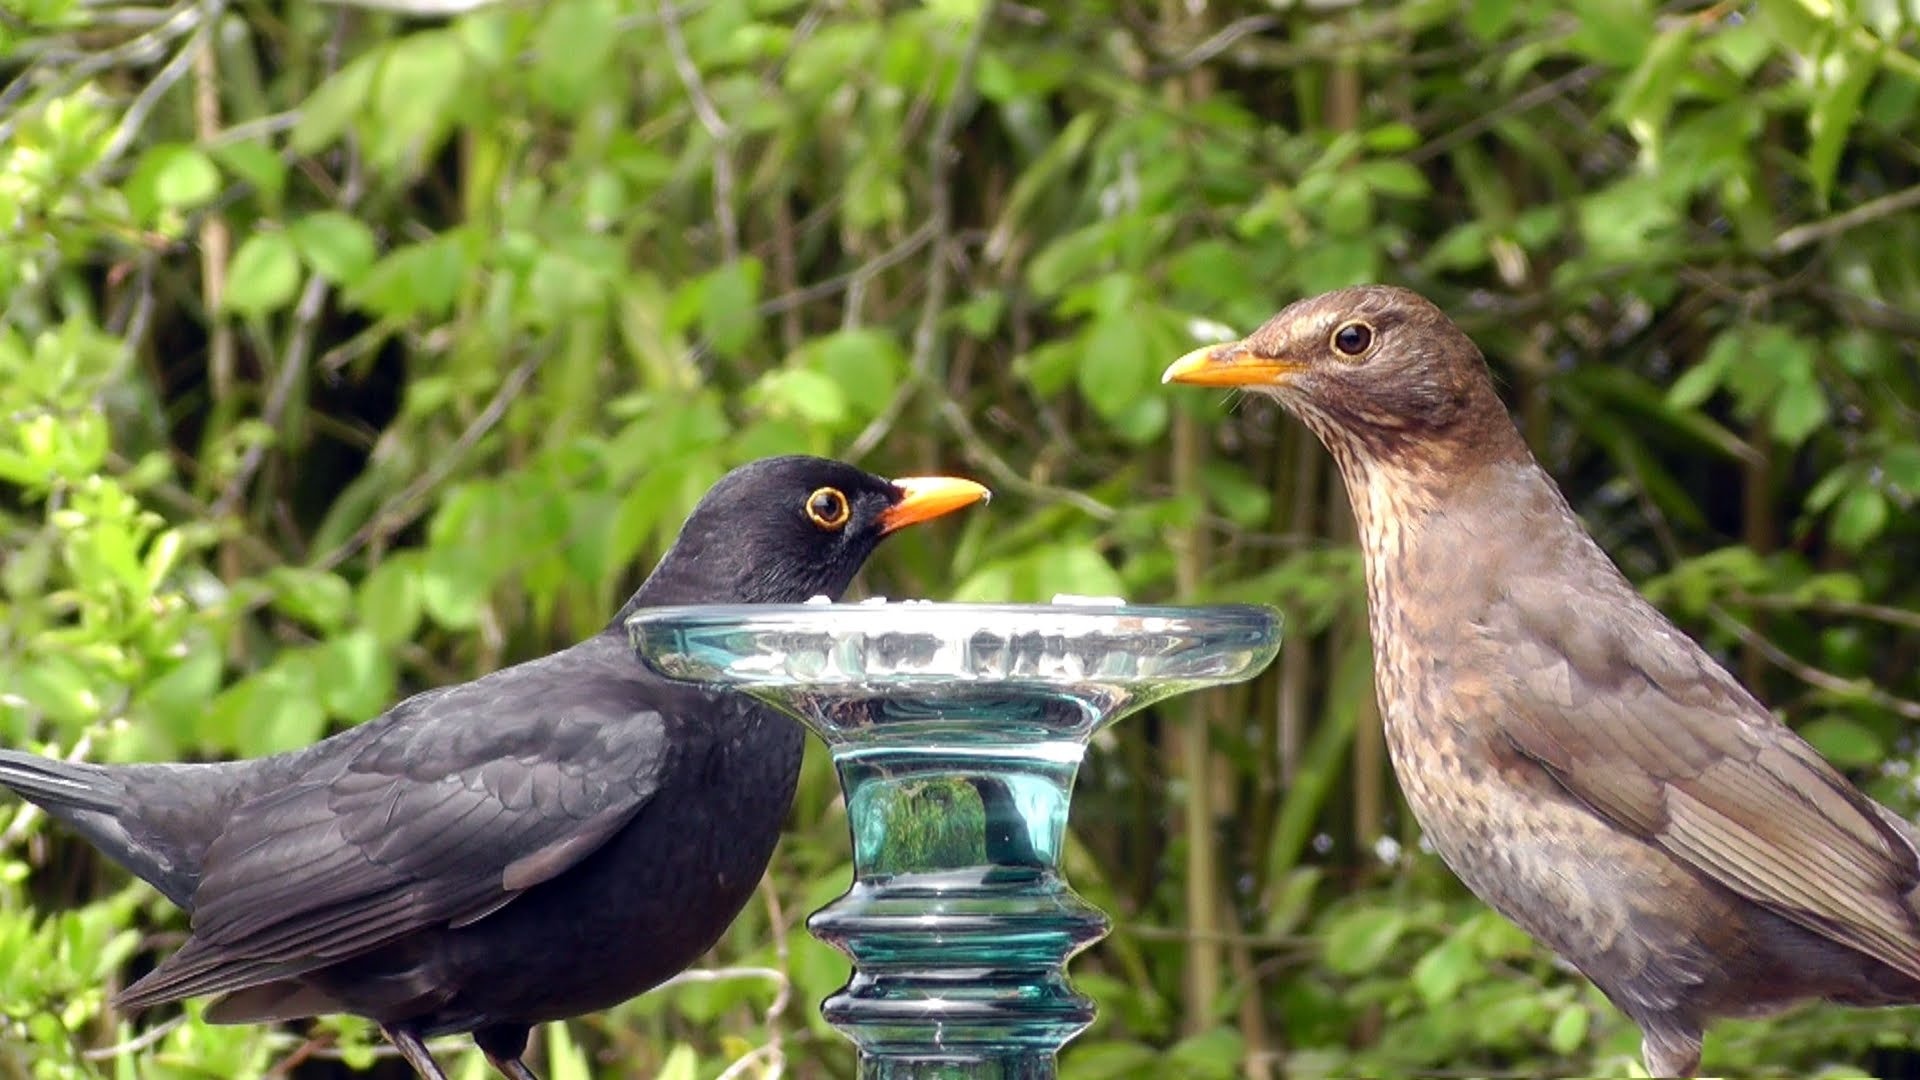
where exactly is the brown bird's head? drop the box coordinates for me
[1161,285,1527,479]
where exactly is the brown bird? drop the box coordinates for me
[1163,285,1920,1077]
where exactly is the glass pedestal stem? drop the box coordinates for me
[628,603,1282,1079]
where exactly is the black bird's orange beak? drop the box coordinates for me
[1161,343,1303,388]
[878,476,990,535]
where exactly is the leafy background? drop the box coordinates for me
[3,0,1919,1076]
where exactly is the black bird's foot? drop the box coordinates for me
[476,1024,540,1080]
[382,1026,449,1080]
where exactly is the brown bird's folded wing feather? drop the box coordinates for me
[115,667,685,1011]
[1494,575,1920,981]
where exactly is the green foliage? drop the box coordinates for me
[3,0,1919,1077]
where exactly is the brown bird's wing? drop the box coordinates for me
[115,655,693,1011]
[1494,574,1920,981]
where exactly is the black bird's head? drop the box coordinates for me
[621,455,989,615]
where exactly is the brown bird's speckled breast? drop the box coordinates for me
[1349,448,1920,1062]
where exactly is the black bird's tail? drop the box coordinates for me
[0,749,202,908]
[0,751,122,814]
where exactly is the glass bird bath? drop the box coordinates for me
[628,602,1281,1080]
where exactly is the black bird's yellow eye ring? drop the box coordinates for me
[805,487,851,531]
[1331,321,1375,358]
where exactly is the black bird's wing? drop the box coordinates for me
[116,650,691,1010]
[1494,574,1920,981]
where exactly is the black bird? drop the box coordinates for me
[0,455,988,1080]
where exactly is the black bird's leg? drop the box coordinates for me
[485,1054,540,1080]
[475,1024,540,1080]
[381,1026,450,1080]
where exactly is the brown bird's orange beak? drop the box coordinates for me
[878,476,991,535]
[1161,343,1303,388]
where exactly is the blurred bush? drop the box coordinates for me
[2,0,1918,1076]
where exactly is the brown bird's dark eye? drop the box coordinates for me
[1332,321,1374,357]
[805,487,850,530]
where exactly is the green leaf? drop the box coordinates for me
[524,251,610,327]
[1062,1041,1160,1080]
[347,234,469,320]
[1808,47,1877,204]
[800,327,905,419]
[1354,159,1430,200]
[1831,486,1888,550]
[531,0,618,112]
[290,212,379,284]
[358,556,425,646]
[421,558,488,631]
[128,144,220,216]
[699,259,764,359]
[134,647,223,737]
[1567,0,1654,66]
[369,31,469,171]
[267,566,354,633]
[1548,1003,1591,1056]
[292,51,378,154]
[1612,25,1696,153]
[318,630,396,722]
[246,656,328,755]
[222,232,302,317]
[1465,0,1518,39]
[1322,906,1407,975]
[1294,240,1378,294]
[1199,462,1271,527]
[1578,177,1679,262]
[1166,1029,1244,1080]
[1770,376,1829,446]
[541,1020,594,1080]
[1041,543,1127,598]
[1667,330,1739,408]
[1800,716,1884,769]
[212,141,287,210]
[1077,313,1152,424]
[751,367,848,427]
[1411,932,1480,1006]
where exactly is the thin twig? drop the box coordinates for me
[1727,591,1920,633]
[210,110,302,145]
[263,1031,333,1077]
[936,397,1118,521]
[756,874,791,1066]
[660,1,740,262]
[213,141,366,521]
[1771,182,1920,255]
[1145,14,1279,79]
[844,5,995,460]
[715,1041,782,1080]
[2,0,198,80]
[1408,65,1601,166]
[1707,604,1920,721]
[95,2,217,168]
[80,1016,185,1060]
[654,965,788,991]
[313,0,523,12]
[314,357,541,573]
[755,222,935,318]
